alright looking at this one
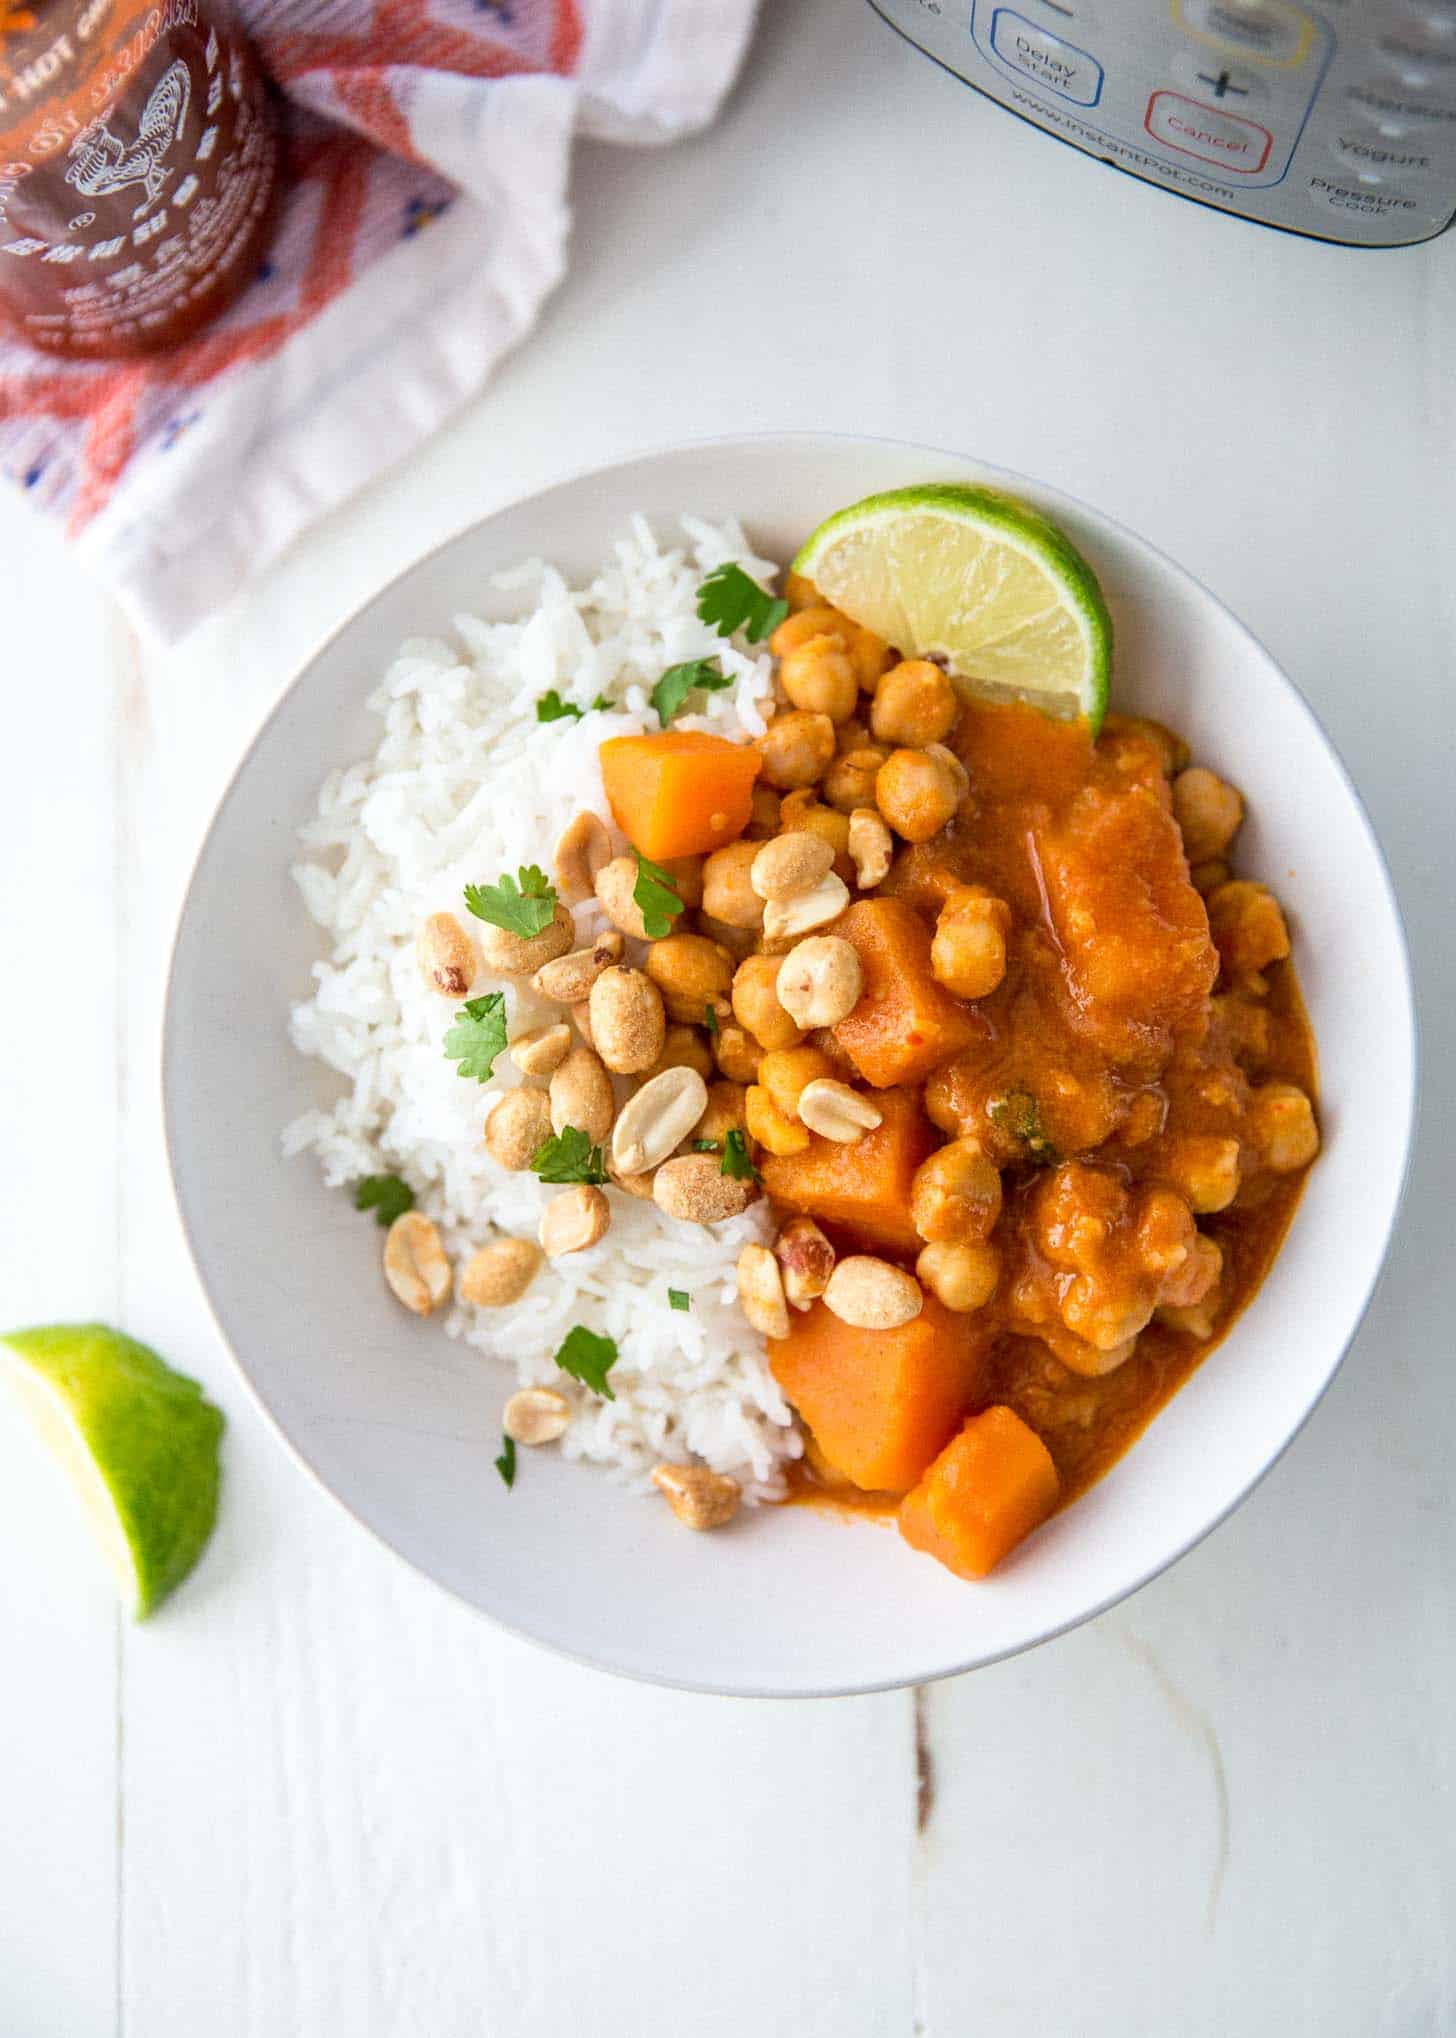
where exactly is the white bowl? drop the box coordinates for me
[164,434,1415,1696]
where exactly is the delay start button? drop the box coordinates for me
[1145,89,1273,172]
[988,8,1104,106]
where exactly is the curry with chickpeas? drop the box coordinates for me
[594,564,1319,1580]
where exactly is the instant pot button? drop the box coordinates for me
[1173,0,1313,68]
[1145,90,1273,171]
[988,8,1104,105]
[1307,174,1425,219]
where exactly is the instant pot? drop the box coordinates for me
[869,0,1456,245]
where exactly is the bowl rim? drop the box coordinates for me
[162,428,1419,1696]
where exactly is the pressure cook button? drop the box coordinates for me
[988,8,1105,105]
[1145,90,1273,171]
[1308,174,1424,218]
[1174,0,1313,67]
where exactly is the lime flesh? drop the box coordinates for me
[794,483,1112,731]
[1,1323,224,1618]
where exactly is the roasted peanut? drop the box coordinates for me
[593,855,651,940]
[756,710,836,791]
[736,1243,791,1339]
[776,935,863,1030]
[652,1153,758,1225]
[509,1022,573,1077]
[651,1462,741,1530]
[758,1044,835,1122]
[823,747,886,814]
[531,931,624,1004]
[539,1185,611,1257]
[474,900,576,976]
[571,1001,595,1049]
[417,912,477,997]
[459,1236,542,1308]
[847,807,893,889]
[1173,767,1244,864]
[713,1021,763,1085]
[745,1083,810,1157]
[931,887,1010,1000]
[484,1087,552,1171]
[548,1045,616,1142]
[750,830,835,901]
[911,1138,1003,1245]
[701,841,766,931]
[762,871,850,945]
[823,1256,923,1330]
[732,952,806,1051]
[916,1240,1000,1314]
[383,1211,452,1316]
[589,966,666,1075]
[797,1078,882,1143]
[694,1079,748,1147]
[644,932,735,1025]
[774,1214,835,1309]
[502,1386,570,1444]
[554,811,612,905]
[652,1023,715,1081]
[780,636,860,722]
[875,747,960,843]
[870,659,958,748]
[611,1066,710,1176]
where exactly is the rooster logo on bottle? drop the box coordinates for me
[65,60,191,220]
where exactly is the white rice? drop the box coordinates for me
[283,515,804,1502]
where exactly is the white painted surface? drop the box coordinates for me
[0,1,1450,2029]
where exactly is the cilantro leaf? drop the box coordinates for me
[650,657,733,728]
[632,848,684,940]
[696,563,788,645]
[668,1289,690,1312]
[989,1087,1060,1167]
[703,1002,720,1038]
[554,1325,618,1401]
[531,1126,607,1185]
[721,1127,760,1183]
[537,690,612,723]
[464,866,557,939]
[495,1435,517,1488]
[353,1174,414,1227]
[691,1138,720,1153]
[443,993,509,1082]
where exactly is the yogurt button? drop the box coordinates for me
[1333,131,1437,178]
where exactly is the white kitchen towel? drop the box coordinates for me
[0,0,758,639]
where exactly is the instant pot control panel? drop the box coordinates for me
[869,0,1456,245]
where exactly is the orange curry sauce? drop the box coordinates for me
[786,698,1318,1518]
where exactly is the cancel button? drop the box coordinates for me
[1145,90,1274,175]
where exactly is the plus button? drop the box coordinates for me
[1197,67,1250,99]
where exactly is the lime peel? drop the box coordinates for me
[0,1322,224,1619]
[793,483,1113,733]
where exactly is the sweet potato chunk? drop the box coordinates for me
[760,1086,935,1253]
[772,1293,991,1494]
[832,897,977,1088]
[898,1406,1060,1579]
[599,731,761,861]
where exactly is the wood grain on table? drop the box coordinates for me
[3,1,1453,2031]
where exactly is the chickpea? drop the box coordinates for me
[713,1021,763,1084]
[931,887,1010,1000]
[645,932,735,1025]
[1247,1083,1320,1173]
[697,911,759,962]
[756,710,836,791]
[1173,767,1245,864]
[780,797,852,884]
[847,626,894,695]
[780,636,860,723]
[652,1023,715,1082]
[870,660,958,749]
[745,1083,810,1157]
[916,1240,1000,1314]
[660,854,704,911]
[744,784,782,840]
[1207,880,1291,978]
[1101,713,1188,780]
[875,747,961,843]
[758,1043,835,1122]
[823,747,886,815]
[770,606,846,658]
[783,570,823,614]
[732,952,805,1051]
[1191,859,1232,898]
[695,1079,747,1146]
[835,716,871,755]
[701,840,766,931]
[1166,1135,1240,1214]
[911,1138,1002,1245]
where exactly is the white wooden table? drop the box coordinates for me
[4,4,1453,2031]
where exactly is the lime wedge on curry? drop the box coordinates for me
[0,1323,224,1618]
[793,483,1112,731]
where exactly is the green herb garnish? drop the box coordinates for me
[703,1002,720,1038]
[632,847,685,940]
[696,563,788,645]
[668,1289,690,1313]
[721,1127,760,1183]
[531,1126,607,1185]
[443,993,509,1082]
[464,865,557,939]
[495,1435,517,1488]
[650,656,733,728]
[353,1174,415,1227]
[537,689,611,723]
[989,1086,1059,1167]
[691,1138,720,1153]
[554,1325,619,1401]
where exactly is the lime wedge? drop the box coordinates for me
[793,483,1113,730]
[1,1323,224,1618]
